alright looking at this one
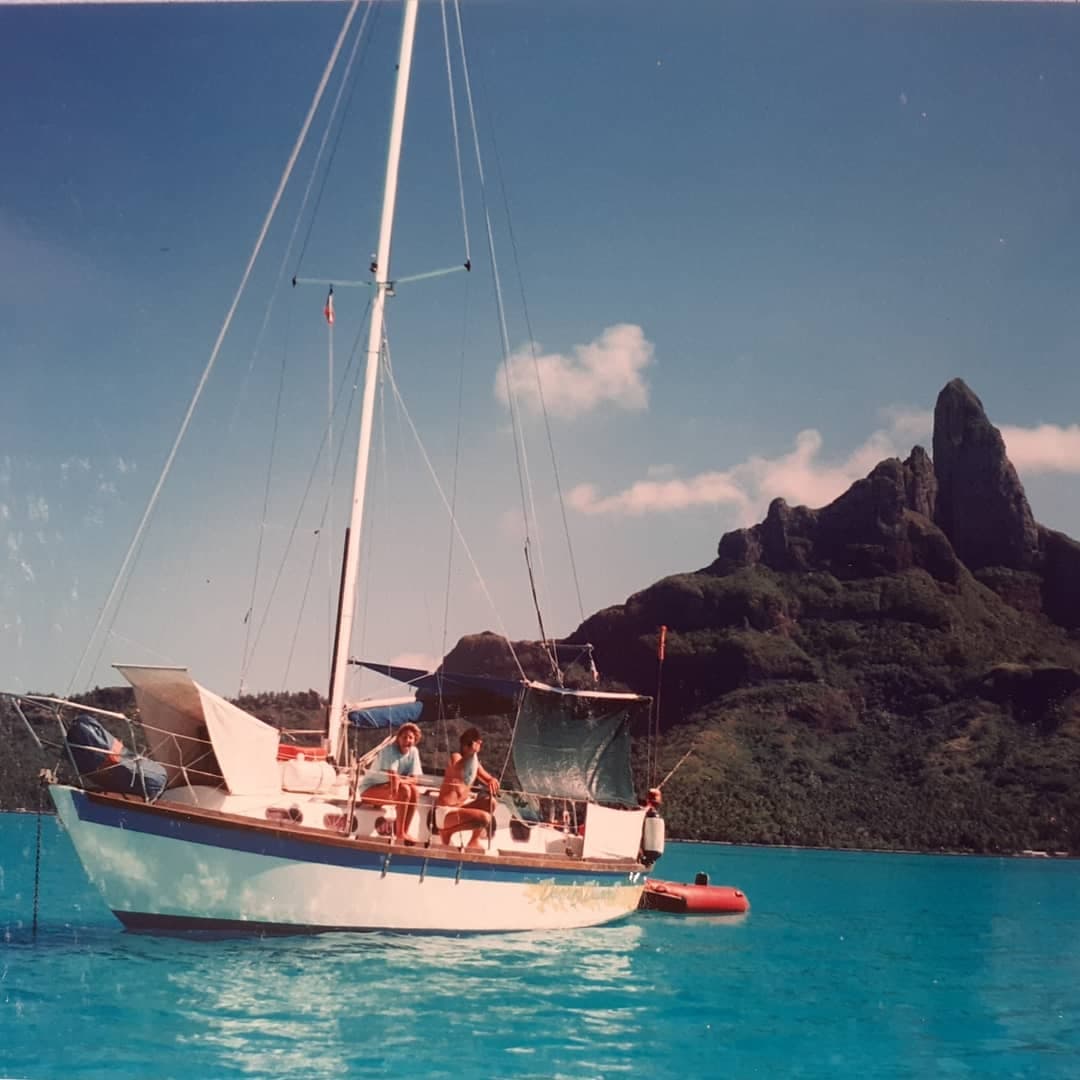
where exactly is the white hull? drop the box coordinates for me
[51,785,645,934]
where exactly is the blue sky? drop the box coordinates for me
[2,0,1080,698]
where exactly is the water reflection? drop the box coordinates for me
[159,923,650,1077]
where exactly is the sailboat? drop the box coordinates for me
[5,0,663,935]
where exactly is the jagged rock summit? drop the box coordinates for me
[708,378,1078,628]
[714,450,957,584]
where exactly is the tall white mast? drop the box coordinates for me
[327,0,420,759]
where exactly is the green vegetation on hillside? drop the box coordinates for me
[618,563,1080,853]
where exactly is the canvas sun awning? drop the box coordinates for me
[347,695,425,729]
[116,665,281,795]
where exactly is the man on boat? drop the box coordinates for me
[359,722,424,844]
[436,727,500,849]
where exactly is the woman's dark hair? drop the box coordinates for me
[459,726,482,750]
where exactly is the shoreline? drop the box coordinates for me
[671,837,1076,859]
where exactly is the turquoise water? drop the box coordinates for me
[2,814,1078,1078]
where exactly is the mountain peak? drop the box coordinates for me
[707,379,1080,627]
[932,378,1039,570]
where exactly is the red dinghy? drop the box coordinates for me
[639,873,749,915]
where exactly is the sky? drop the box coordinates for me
[2,0,1079,700]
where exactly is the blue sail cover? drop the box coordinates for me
[354,661,647,805]
[352,662,526,716]
[347,699,425,730]
[65,714,168,802]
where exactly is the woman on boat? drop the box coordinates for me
[435,727,500,849]
[359,722,424,844]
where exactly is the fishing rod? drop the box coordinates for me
[650,624,667,787]
[658,743,696,790]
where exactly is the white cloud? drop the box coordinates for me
[0,503,9,521]
[495,324,654,420]
[27,495,48,523]
[567,473,750,518]
[881,406,932,439]
[1002,424,1080,475]
[565,408,1080,522]
[567,407,931,524]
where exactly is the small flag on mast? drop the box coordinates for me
[324,287,335,326]
[658,624,667,662]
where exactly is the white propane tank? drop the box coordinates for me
[642,815,666,862]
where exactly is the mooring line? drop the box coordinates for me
[32,783,44,941]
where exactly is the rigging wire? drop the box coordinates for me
[282,327,371,690]
[380,342,527,683]
[249,4,463,697]
[472,51,562,665]
[224,0,376,447]
[436,0,475,755]
[350,325,392,697]
[439,0,472,268]
[238,308,292,694]
[283,527,325,691]
[238,2,377,692]
[358,341,393,682]
[248,301,372,674]
[489,117,588,631]
[437,276,470,750]
[293,1,382,273]
[67,0,366,696]
[83,526,151,684]
[451,0,559,679]
[327,301,336,664]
